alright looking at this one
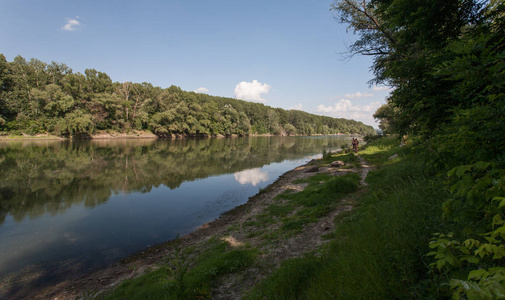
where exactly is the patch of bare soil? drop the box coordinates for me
[26,154,372,300]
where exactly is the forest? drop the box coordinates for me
[0,56,375,137]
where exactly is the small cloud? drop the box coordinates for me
[317,99,355,113]
[234,168,268,186]
[234,80,271,103]
[194,87,209,93]
[344,91,374,99]
[62,17,81,31]
[289,104,303,111]
[372,86,392,92]
[316,99,382,126]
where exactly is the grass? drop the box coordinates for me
[102,238,257,300]
[243,255,322,300]
[250,172,361,237]
[280,172,360,208]
[246,136,451,299]
[319,150,361,168]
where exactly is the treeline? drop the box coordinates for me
[333,0,504,298]
[0,56,375,137]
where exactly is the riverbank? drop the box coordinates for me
[0,131,361,141]
[7,146,369,299]
[0,131,157,140]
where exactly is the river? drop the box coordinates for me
[0,135,353,296]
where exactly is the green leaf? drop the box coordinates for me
[460,246,470,255]
[468,269,486,280]
[465,255,480,264]
[492,197,505,208]
[473,161,490,171]
[455,165,473,177]
[448,167,458,177]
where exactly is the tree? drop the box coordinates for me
[116,81,132,128]
[27,58,48,88]
[284,123,297,136]
[332,0,485,135]
[31,84,75,118]
[46,61,72,85]
[0,54,12,127]
[267,109,280,135]
[372,103,407,134]
[59,109,94,136]
[131,83,150,130]
[85,68,113,94]
[331,0,396,58]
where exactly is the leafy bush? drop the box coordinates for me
[428,162,505,299]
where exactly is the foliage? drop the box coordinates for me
[428,162,505,299]
[164,235,190,299]
[0,55,375,137]
[333,0,501,136]
[59,109,94,136]
[363,133,383,143]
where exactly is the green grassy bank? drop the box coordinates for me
[96,135,504,299]
[248,135,505,299]
[246,136,450,299]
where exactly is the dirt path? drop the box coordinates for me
[27,153,372,300]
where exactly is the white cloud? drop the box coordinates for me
[62,17,81,31]
[372,86,392,92]
[234,80,271,103]
[289,103,303,111]
[316,99,382,127]
[194,87,209,93]
[344,91,374,99]
[234,168,268,186]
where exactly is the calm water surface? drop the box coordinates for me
[0,136,352,295]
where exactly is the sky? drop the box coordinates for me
[0,0,392,128]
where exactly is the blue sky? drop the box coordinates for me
[0,0,391,127]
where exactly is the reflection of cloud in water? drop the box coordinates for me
[234,168,268,186]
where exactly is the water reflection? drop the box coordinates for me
[234,168,269,186]
[0,136,347,225]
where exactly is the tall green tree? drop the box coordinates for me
[332,0,485,135]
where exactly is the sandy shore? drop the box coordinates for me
[0,131,158,141]
[0,132,356,141]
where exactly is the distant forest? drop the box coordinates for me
[0,55,375,137]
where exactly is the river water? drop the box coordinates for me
[0,135,352,295]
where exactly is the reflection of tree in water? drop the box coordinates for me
[0,136,348,224]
